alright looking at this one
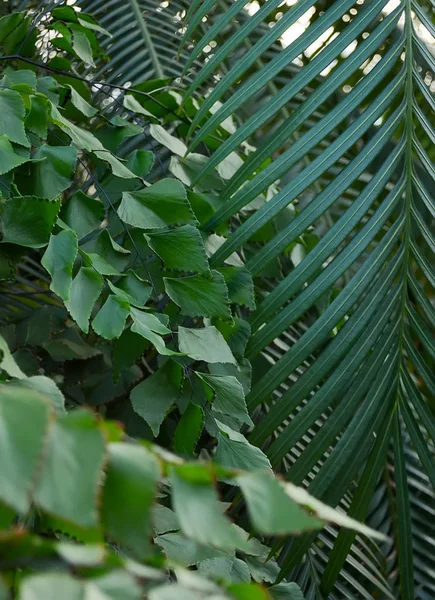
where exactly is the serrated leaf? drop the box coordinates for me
[178,326,236,364]
[164,270,231,319]
[30,145,77,200]
[118,179,196,230]
[131,361,182,436]
[156,532,232,566]
[5,375,65,416]
[102,443,160,556]
[61,191,104,239]
[0,89,29,147]
[215,422,271,472]
[0,385,50,513]
[124,94,157,121]
[173,402,204,456]
[146,225,210,274]
[42,230,78,301]
[65,267,103,333]
[34,410,105,527]
[92,295,130,340]
[1,196,60,248]
[170,464,247,550]
[0,134,32,175]
[196,372,253,426]
[237,471,323,535]
[217,266,255,309]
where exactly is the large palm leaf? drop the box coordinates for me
[178,1,434,597]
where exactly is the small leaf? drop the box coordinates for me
[72,29,95,66]
[65,267,103,333]
[60,190,104,239]
[109,271,152,307]
[170,464,247,550]
[42,230,78,301]
[150,123,187,156]
[92,295,130,340]
[173,402,204,456]
[124,94,157,121]
[217,266,255,309]
[34,410,105,527]
[118,179,196,230]
[0,334,26,379]
[178,326,236,364]
[165,270,231,319]
[237,471,323,535]
[1,196,60,248]
[0,89,29,147]
[130,308,180,356]
[196,372,253,426]
[67,85,98,117]
[131,361,182,437]
[83,229,130,273]
[215,422,271,472]
[102,443,160,556]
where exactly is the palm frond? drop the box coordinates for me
[182,0,435,596]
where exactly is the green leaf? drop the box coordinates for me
[92,295,130,340]
[30,145,78,200]
[0,134,32,175]
[164,271,231,319]
[0,334,26,379]
[217,267,255,309]
[173,402,204,456]
[34,410,105,527]
[41,230,78,301]
[19,573,84,600]
[0,89,29,147]
[65,267,103,334]
[149,124,187,156]
[0,385,50,513]
[113,328,150,379]
[25,95,50,138]
[197,557,251,584]
[102,443,160,556]
[170,464,247,550]
[72,29,95,66]
[60,191,104,239]
[146,225,210,274]
[109,271,152,308]
[67,85,98,117]
[237,471,322,535]
[118,179,197,230]
[123,94,157,121]
[83,230,130,273]
[50,104,137,179]
[156,532,232,566]
[1,196,60,248]
[215,422,271,472]
[5,376,65,416]
[130,308,180,356]
[131,361,183,436]
[178,326,236,364]
[196,372,253,426]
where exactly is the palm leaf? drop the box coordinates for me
[181,1,435,597]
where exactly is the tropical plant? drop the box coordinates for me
[0,1,433,599]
